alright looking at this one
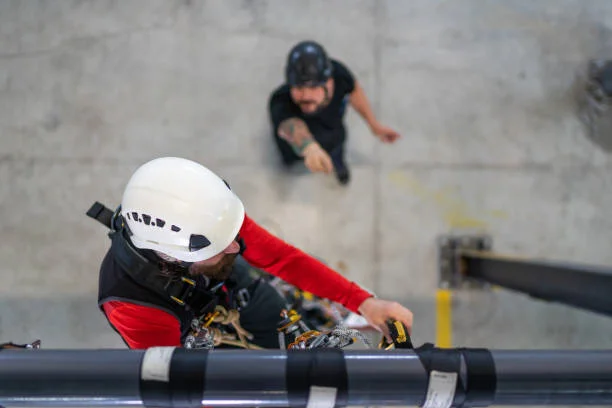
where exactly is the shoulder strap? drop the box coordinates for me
[86,201,219,317]
[86,201,116,230]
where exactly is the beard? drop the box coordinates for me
[299,100,317,107]
[298,100,320,113]
[188,252,238,281]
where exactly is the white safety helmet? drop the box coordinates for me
[120,157,245,263]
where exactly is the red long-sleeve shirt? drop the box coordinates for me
[102,214,372,349]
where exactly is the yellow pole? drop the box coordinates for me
[435,289,452,348]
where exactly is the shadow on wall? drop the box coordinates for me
[0,296,126,349]
[574,58,612,153]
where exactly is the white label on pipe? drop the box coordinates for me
[306,386,337,408]
[422,370,458,408]
[141,346,176,382]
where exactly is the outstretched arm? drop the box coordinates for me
[239,214,414,339]
[349,81,401,143]
[348,81,379,130]
[239,214,372,312]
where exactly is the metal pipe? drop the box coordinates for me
[0,348,611,407]
[493,350,612,406]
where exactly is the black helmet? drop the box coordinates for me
[285,40,333,87]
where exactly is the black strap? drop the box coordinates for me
[88,201,222,318]
[140,373,171,408]
[109,229,174,301]
[415,343,466,407]
[86,201,115,229]
[108,228,218,316]
[140,349,208,408]
[286,349,348,408]
[169,349,208,408]
[414,343,497,408]
[225,275,261,310]
[387,320,414,349]
[459,348,497,407]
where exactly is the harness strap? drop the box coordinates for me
[86,201,115,229]
[86,201,220,317]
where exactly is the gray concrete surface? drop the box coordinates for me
[1,0,612,388]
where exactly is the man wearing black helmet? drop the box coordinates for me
[268,40,400,185]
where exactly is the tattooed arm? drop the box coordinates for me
[277,118,316,156]
[277,118,333,173]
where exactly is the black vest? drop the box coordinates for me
[97,248,242,346]
[88,201,256,347]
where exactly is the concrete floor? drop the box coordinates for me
[1,0,612,392]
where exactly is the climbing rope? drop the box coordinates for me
[184,305,265,350]
[209,305,261,350]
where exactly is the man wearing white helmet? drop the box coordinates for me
[90,157,413,349]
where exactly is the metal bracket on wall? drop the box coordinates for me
[438,233,612,318]
[437,234,493,290]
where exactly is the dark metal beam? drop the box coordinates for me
[437,234,612,318]
[1,347,612,407]
[461,249,612,318]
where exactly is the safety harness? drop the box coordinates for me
[86,201,235,318]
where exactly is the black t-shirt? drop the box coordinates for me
[268,59,356,153]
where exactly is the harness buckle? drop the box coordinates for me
[236,288,250,308]
[169,276,196,306]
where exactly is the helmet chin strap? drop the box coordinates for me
[154,236,247,288]
[153,254,224,291]
[154,251,195,277]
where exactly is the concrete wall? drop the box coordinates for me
[1,0,611,362]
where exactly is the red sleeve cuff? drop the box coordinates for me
[344,283,374,313]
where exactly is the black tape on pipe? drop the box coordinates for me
[459,348,496,407]
[286,348,348,408]
[412,343,496,408]
[139,347,208,408]
[414,343,465,407]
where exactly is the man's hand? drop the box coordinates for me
[371,123,401,143]
[358,297,413,342]
[303,142,334,174]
